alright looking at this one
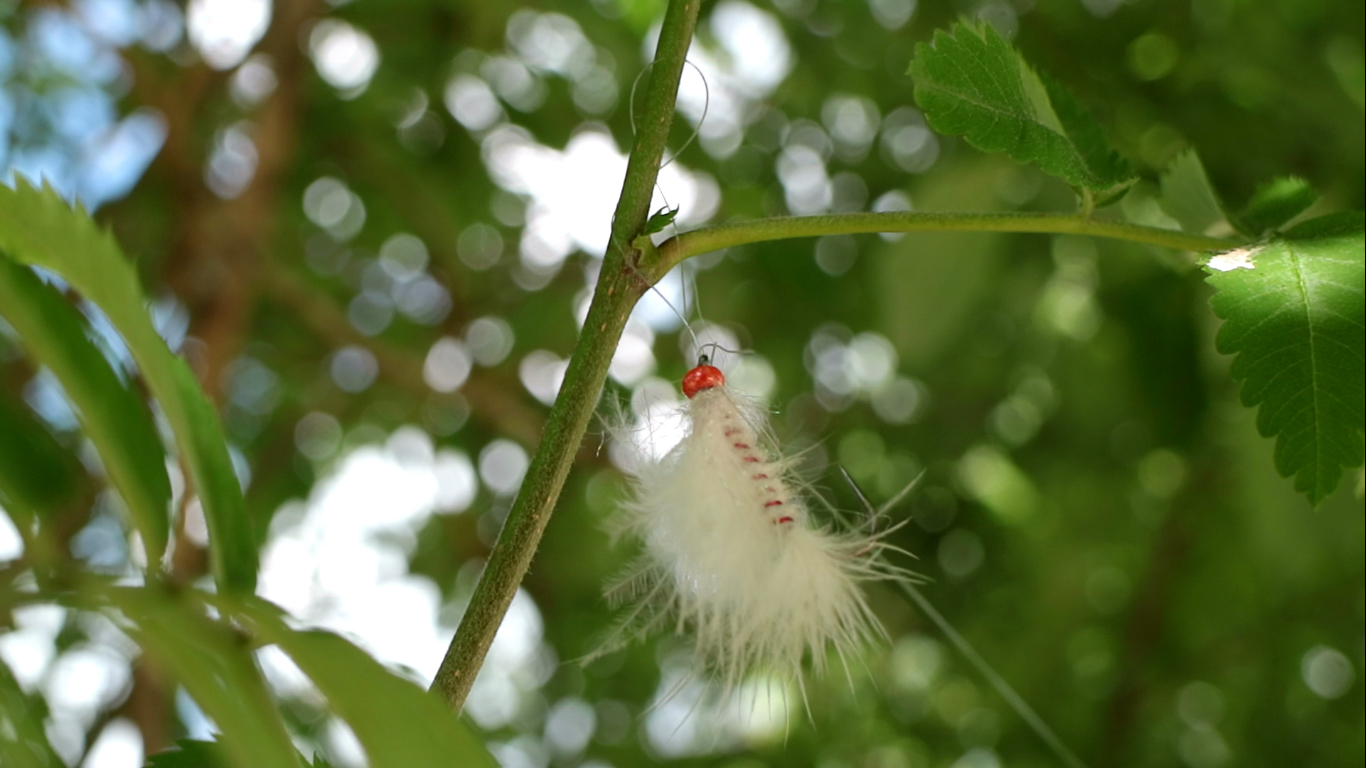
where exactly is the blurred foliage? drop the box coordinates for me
[0,0,1363,767]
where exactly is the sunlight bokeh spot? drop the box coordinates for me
[230,54,278,108]
[329,346,378,393]
[938,528,986,579]
[309,20,380,96]
[379,233,430,281]
[295,412,343,461]
[1302,646,1356,699]
[445,75,504,132]
[80,717,142,768]
[466,316,516,367]
[479,439,530,496]
[457,223,505,270]
[608,321,656,386]
[424,337,473,393]
[204,122,258,199]
[433,450,478,513]
[0,510,22,562]
[519,350,568,406]
[186,0,269,70]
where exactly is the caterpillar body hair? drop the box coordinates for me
[597,360,914,692]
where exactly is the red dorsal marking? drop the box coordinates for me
[742,457,759,463]
[752,473,768,479]
[764,500,783,507]
[732,442,750,449]
[724,428,740,436]
[682,365,725,398]
[775,516,794,524]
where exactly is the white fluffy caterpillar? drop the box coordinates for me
[601,357,912,692]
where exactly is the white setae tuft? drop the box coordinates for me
[598,366,912,693]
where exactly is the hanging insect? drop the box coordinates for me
[598,351,914,692]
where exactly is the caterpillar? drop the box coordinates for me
[599,355,912,694]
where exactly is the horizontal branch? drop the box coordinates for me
[648,211,1237,275]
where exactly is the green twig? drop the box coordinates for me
[647,211,1237,274]
[429,0,702,712]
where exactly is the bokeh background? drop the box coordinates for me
[0,0,1362,766]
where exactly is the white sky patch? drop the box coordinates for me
[519,350,568,406]
[446,74,504,132]
[186,0,270,70]
[464,589,551,730]
[80,717,143,768]
[643,663,790,757]
[609,320,657,386]
[0,509,23,561]
[1206,247,1259,272]
[257,427,481,682]
[482,126,718,266]
[506,11,595,78]
[0,604,66,694]
[707,1,792,94]
[44,644,133,729]
[80,109,168,209]
[646,1,793,158]
[632,264,692,332]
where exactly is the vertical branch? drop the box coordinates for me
[429,0,703,712]
[158,0,322,402]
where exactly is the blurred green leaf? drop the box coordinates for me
[0,393,80,520]
[874,156,1007,368]
[241,603,498,768]
[0,258,170,560]
[1206,212,1365,504]
[99,587,302,768]
[908,23,1134,194]
[1236,176,1319,236]
[1159,149,1229,236]
[0,179,256,593]
[144,740,329,768]
[145,740,230,768]
[0,660,62,768]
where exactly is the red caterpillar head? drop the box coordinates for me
[682,363,725,399]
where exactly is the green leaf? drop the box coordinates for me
[642,205,679,236]
[240,602,498,768]
[98,587,302,768]
[1236,176,1319,236]
[0,659,63,768]
[0,259,171,561]
[1159,149,1229,236]
[1206,212,1365,504]
[908,23,1135,194]
[0,179,256,593]
[0,393,81,519]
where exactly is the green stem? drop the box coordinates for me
[429,0,702,712]
[647,211,1237,274]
